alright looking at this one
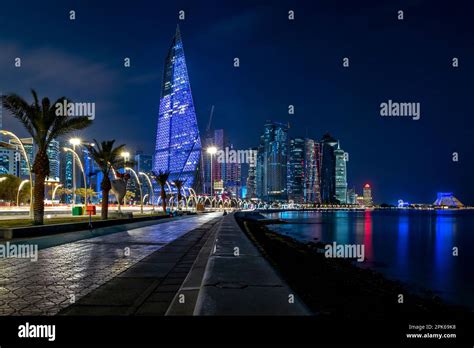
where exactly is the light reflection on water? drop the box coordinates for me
[265,210,473,309]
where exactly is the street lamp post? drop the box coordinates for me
[64,147,87,210]
[125,167,143,214]
[69,138,81,206]
[139,172,154,212]
[52,183,63,202]
[0,130,34,218]
[17,179,29,207]
[207,146,217,198]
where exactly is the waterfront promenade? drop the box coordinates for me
[0,213,221,315]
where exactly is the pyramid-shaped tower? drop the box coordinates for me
[153,25,201,189]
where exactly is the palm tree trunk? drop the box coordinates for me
[161,187,167,213]
[101,189,109,220]
[33,174,45,225]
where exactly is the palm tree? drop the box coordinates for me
[173,179,184,209]
[1,90,91,224]
[86,140,125,220]
[153,170,170,213]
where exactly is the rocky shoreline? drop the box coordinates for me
[235,213,472,320]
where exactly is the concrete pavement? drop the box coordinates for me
[0,212,221,315]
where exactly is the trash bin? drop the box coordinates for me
[72,206,83,216]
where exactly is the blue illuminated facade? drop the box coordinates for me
[153,25,201,190]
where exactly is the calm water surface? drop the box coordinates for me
[264,210,474,309]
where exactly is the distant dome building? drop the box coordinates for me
[433,192,464,208]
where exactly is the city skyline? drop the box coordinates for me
[0,1,472,204]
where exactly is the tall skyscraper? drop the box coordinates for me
[9,137,34,179]
[224,144,242,198]
[304,138,321,204]
[346,187,356,204]
[363,183,373,206]
[256,121,288,201]
[59,140,73,203]
[287,137,305,203]
[334,142,347,204]
[46,139,60,181]
[320,133,338,204]
[245,147,257,200]
[153,25,201,192]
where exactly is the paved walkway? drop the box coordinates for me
[0,213,221,315]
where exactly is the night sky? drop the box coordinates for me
[0,0,473,204]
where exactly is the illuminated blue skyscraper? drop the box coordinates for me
[153,25,201,190]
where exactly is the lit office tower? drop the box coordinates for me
[134,151,153,174]
[363,184,373,206]
[59,140,73,203]
[334,142,347,204]
[245,147,258,199]
[320,133,338,204]
[287,137,305,203]
[224,144,242,197]
[256,121,288,201]
[9,137,34,179]
[304,138,321,204]
[46,139,60,181]
[0,142,18,175]
[346,187,356,204]
[153,25,201,191]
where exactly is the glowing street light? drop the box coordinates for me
[17,179,29,207]
[120,152,131,177]
[207,146,218,197]
[68,138,81,146]
[206,146,217,155]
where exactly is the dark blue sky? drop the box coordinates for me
[0,0,473,204]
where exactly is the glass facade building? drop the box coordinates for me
[334,142,347,204]
[153,25,201,192]
[287,137,305,203]
[245,147,257,199]
[320,133,338,204]
[256,121,288,201]
[304,138,321,204]
[134,151,153,174]
[363,184,373,206]
[59,140,73,203]
[46,139,60,181]
[0,142,17,175]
